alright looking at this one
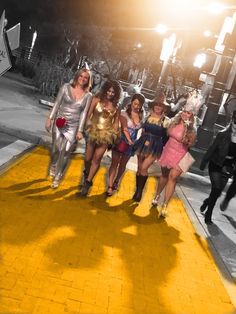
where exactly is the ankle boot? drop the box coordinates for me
[204,208,213,225]
[81,180,92,196]
[133,175,148,202]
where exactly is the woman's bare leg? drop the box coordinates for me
[87,144,108,182]
[114,154,130,186]
[163,168,182,205]
[108,150,121,192]
[139,155,156,176]
[84,141,96,175]
[152,167,169,204]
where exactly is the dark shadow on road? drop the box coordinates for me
[1,147,234,313]
[222,214,236,230]
[1,178,47,190]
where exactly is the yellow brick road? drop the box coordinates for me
[0,147,235,314]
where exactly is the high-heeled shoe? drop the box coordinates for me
[106,186,113,197]
[81,180,92,196]
[159,203,168,218]
[51,175,61,189]
[152,194,160,206]
[49,165,56,178]
[112,179,119,192]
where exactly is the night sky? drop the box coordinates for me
[1,0,236,57]
[1,0,235,30]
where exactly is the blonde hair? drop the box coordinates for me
[168,111,196,144]
[71,68,92,91]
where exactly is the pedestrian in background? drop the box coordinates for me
[91,71,103,95]
[107,93,145,196]
[45,68,92,188]
[80,80,122,196]
[132,94,170,202]
[153,93,198,218]
[200,110,236,224]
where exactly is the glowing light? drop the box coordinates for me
[203,30,212,37]
[215,16,235,52]
[136,43,142,48]
[155,24,168,34]
[207,2,225,14]
[28,30,37,60]
[193,53,207,68]
[160,33,176,61]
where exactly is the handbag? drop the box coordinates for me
[178,152,195,172]
[116,139,130,153]
[56,116,67,128]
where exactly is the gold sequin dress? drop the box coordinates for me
[88,102,119,145]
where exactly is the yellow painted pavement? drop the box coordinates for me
[0,147,235,314]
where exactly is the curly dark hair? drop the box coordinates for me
[98,80,123,106]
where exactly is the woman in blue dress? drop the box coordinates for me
[132,96,170,202]
[107,93,145,196]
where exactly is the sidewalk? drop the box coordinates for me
[1,72,236,311]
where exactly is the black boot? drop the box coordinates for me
[204,208,213,225]
[133,175,148,202]
[200,199,208,213]
[81,180,93,196]
[83,170,88,183]
[132,174,140,200]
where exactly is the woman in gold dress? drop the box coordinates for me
[80,80,122,196]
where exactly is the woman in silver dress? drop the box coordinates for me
[45,68,93,188]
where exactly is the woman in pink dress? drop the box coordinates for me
[152,96,198,217]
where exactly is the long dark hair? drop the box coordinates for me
[98,80,122,106]
[126,93,145,121]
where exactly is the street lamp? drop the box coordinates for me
[155,24,168,34]
[158,33,176,87]
[28,29,37,60]
[207,2,226,15]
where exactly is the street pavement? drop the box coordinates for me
[1,71,236,313]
